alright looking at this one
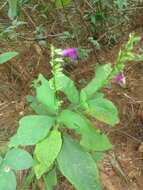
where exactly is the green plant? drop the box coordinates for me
[0,51,18,64]
[84,0,141,46]
[7,0,73,20]
[0,34,140,190]
[0,19,27,40]
[88,37,101,49]
[0,148,34,190]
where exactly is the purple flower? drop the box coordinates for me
[114,74,125,83]
[60,48,78,60]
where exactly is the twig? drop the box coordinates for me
[97,22,123,42]
[108,152,130,188]
[21,7,36,28]
[0,0,7,11]
[60,0,80,48]
[123,93,143,103]
[113,130,142,143]
[73,0,92,36]
[17,33,66,41]
[0,102,13,111]
[122,6,143,11]
[84,0,94,9]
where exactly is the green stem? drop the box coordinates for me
[51,46,59,116]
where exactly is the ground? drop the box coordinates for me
[0,10,143,190]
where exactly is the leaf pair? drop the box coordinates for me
[0,148,33,190]
[32,73,79,115]
[8,115,62,179]
[29,133,102,190]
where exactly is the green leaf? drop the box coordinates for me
[8,0,18,20]
[44,168,57,190]
[0,169,16,190]
[57,135,101,190]
[35,130,62,166]
[94,92,104,99]
[0,52,18,64]
[85,98,119,126]
[34,74,57,114]
[58,109,112,151]
[0,156,3,165]
[4,148,33,170]
[56,74,79,104]
[20,0,31,4]
[115,0,128,9]
[34,162,48,180]
[80,63,112,101]
[9,115,54,147]
[34,129,62,179]
[92,152,103,161]
[58,109,85,131]
[80,127,113,151]
[26,95,49,115]
[55,0,72,7]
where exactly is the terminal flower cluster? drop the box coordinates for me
[60,48,78,59]
[114,74,125,83]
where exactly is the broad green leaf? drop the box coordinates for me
[0,52,18,64]
[34,74,57,114]
[80,127,113,151]
[44,168,57,190]
[9,115,54,147]
[0,169,16,190]
[80,63,112,102]
[8,0,18,20]
[57,109,86,131]
[34,162,49,179]
[55,0,72,7]
[85,98,119,126]
[34,129,62,178]
[26,95,49,115]
[4,148,33,170]
[53,74,79,104]
[57,135,101,190]
[58,109,112,151]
